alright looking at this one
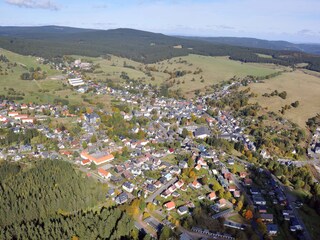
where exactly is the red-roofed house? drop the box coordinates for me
[219,198,227,207]
[98,168,112,179]
[8,112,19,117]
[191,180,202,189]
[208,192,217,201]
[175,180,184,189]
[14,114,29,120]
[233,190,241,198]
[22,118,35,124]
[81,159,91,166]
[164,201,176,211]
[195,164,201,171]
[228,185,237,192]
[20,104,28,109]
[244,178,253,186]
[239,172,247,178]
[0,115,7,122]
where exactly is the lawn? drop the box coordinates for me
[245,69,320,128]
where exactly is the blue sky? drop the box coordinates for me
[0,0,319,43]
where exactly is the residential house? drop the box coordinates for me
[191,180,202,189]
[250,187,260,195]
[122,182,134,193]
[261,214,274,223]
[282,210,294,221]
[267,224,278,235]
[239,172,247,178]
[219,198,227,207]
[177,206,189,215]
[164,201,176,211]
[290,218,303,232]
[258,206,268,214]
[193,126,210,139]
[146,184,156,193]
[179,161,188,169]
[175,180,184,189]
[154,181,162,189]
[115,192,128,204]
[207,192,217,201]
[98,168,112,179]
[253,195,266,206]
[227,158,235,165]
[122,170,133,180]
[244,178,253,186]
[228,185,236,192]
[233,190,241,198]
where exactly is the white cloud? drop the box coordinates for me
[5,0,59,10]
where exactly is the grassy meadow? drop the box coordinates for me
[82,53,284,97]
[147,54,283,95]
[0,49,112,109]
[0,48,63,102]
[246,70,320,128]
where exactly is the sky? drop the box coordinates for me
[0,0,319,43]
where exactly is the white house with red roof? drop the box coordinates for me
[191,180,202,189]
[98,168,112,179]
[207,192,217,201]
[164,201,176,211]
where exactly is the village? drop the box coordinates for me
[0,58,317,240]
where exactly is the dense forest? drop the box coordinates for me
[0,160,107,226]
[0,207,135,240]
[183,36,320,55]
[1,26,320,71]
[0,160,137,239]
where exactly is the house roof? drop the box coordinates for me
[208,192,216,199]
[192,180,201,187]
[98,168,110,176]
[165,201,175,209]
[81,159,91,165]
[194,126,210,137]
[178,205,188,212]
[81,151,114,165]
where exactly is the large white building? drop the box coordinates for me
[68,78,85,87]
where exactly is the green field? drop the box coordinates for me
[0,49,112,109]
[147,54,284,96]
[81,53,284,97]
[245,70,320,128]
[0,48,63,102]
[0,48,295,107]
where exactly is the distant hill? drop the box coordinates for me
[0,26,320,71]
[182,36,320,55]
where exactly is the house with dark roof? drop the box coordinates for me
[115,192,128,204]
[177,206,189,215]
[193,126,210,139]
[267,224,278,235]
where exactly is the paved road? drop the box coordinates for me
[145,177,178,203]
[178,226,233,240]
[278,158,320,168]
[233,157,312,239]
[270,174,312,240]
